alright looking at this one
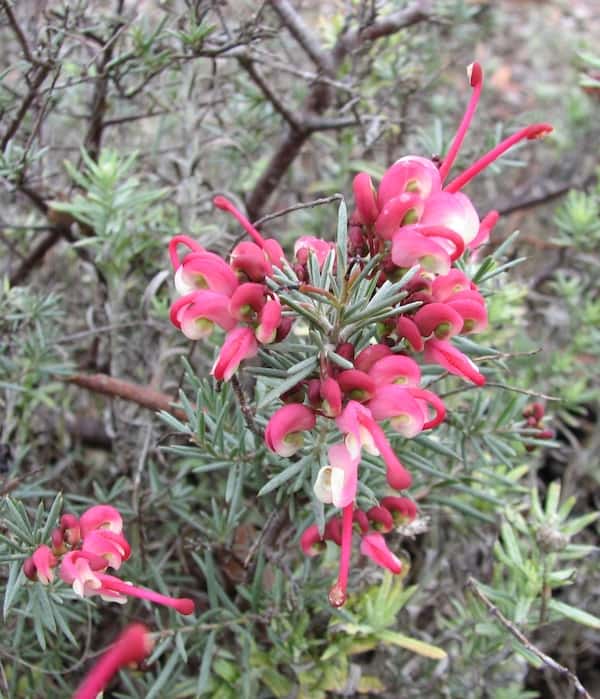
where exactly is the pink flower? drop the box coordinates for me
[378,156,442,205]
[264,403,316,457]
[424,338,485,386]
[81,530,131,570]
[313,443,359,508]
[60,513,81,546]
[174,251,239,296]
[230,241,272,281]
[414,302,464,340]
[300,525,326,557]
[92,573,195,615]
[374,192,423,239]
[336,401,412,490]
[212,326,258,382]
[447,298,488,334]
[352,172,379,225]
[396,316,424,352]
[320,376,343,417]
[380,496,417,524]
[391,229,451,275]
[337,369,377,402]
[360,533,403,574]
[228,282,266,322]
[419,191,480,248]
[366,506,394,533]
[73,623,154,699]
[368,385,426,438]
[29,545,57,585]
[431,269,472,302]
[170,290,236,339]
[294,236,335,267]
[368,354,421,387]
[79,505,123,538]
[256,298,282,344]
[354,343,393,372]
[60,550,107,597]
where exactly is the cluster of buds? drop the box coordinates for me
[168,63,552,606]
[23,504,194,615]
[522,402,554,451]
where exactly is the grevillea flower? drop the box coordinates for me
[60,514,81,546]
[294,236,335,267]
[424,338,485,386]
[174,250,239,296]
[368,385,427,438]
[431,269,472,302]
[28,545,57,585]
[81,530,131,570]
[337,369,376,402]
[366,506,394,533]
[352,172,379,225]
[228,282,266,322]
[354,343,393,372]
[378,156,442,205]
[264,403,316,457]
[256,298,282,344]
[320,376,343,417]
[170,290,236,339]
[419,192,480,248]
[230,241,272,281]
[336,401,412,490]
[79,505,123,538]
[300,524,325,557]
[414,302,464,340]
[313,443,359,508]
[396,316,424,352]
[360,532,403,574]
[368,354,421,387]
[391,229,451,275]
[212,326,258,382]
[91,574,195,614]
[381,496,417,524]
[73,623,154,699]
[374,192,424,239]
[60,550,108,598]
[447,298,488,333]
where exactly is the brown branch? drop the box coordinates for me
[1,0,35,65]
[245,0,432,218]
[253,193,343,226]
[231,375,262,439]
[238,56,303,131]
[9,228,62,286]
[64,372,187,421]
[269,0,334,75]
[1,63,51,151]
[466,578,595,699]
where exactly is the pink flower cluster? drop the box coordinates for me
[301,497,416,606]
[168,63,551,606]
[169,197,292,381]
[24,504,194,615]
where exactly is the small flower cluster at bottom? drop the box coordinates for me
[23,504,194,615]
[301,497,417,606]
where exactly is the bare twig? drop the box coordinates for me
[1,0,35,65]
[231,375,262,439]
[253,193,343,226]
[64,372,187,421]
[466,578,595,699]
[1,64,51,151]
[269,0,335,75]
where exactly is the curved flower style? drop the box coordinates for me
[424,338,486,386]
[73,623,154,699]
[360,533,403,574]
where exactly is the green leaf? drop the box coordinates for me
[378,630,447,659]
[548,599,600,629]
[196,630,217,695]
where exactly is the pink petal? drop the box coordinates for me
[424,338,485,386]
[368,385,425,438]
[353,172,379,225]
[378,156,441,206]
[360,532,403,574]
[420,191,480,247]
[212,326,258,382]
[368,354,421,387]
[264,403,316,457]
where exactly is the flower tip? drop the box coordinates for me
[527,123,553,140]
[328,583,346,608]
[212,195,230,210]
[467,62,483,87]
[175,598,195,615]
